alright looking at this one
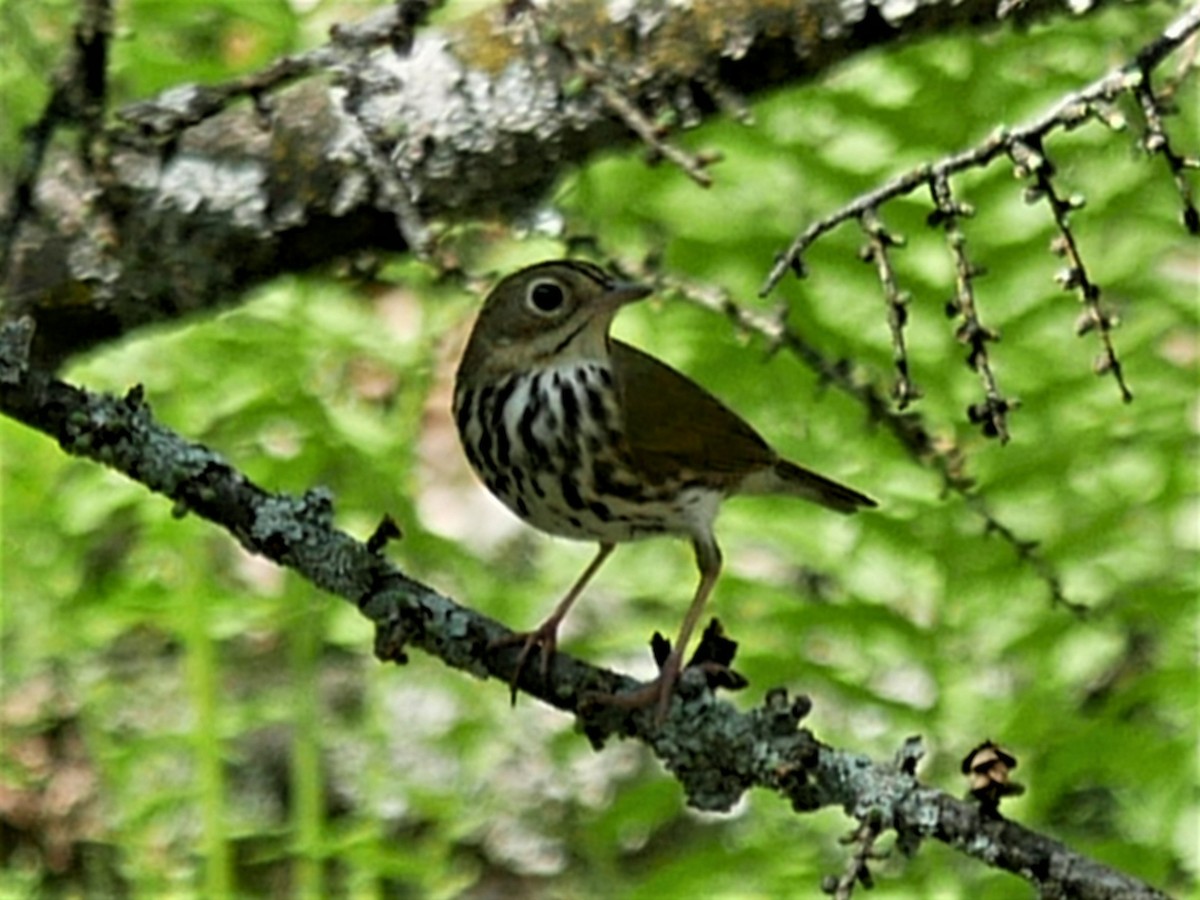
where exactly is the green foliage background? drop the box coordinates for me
[1,1,1196,897]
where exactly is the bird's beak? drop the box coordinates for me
[602,281,653,308]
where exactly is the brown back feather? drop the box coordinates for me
[613,340,877,512]
[611,340,775,483]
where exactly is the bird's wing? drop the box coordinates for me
[611,339,775,482]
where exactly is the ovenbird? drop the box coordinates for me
[453,260,875,721]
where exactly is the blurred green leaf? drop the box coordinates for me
[2,2,1195,897]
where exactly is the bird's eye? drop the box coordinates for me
[527,279,566,314]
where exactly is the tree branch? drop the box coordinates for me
[656,270,1079,608]
[2,0,1142,366]
[760,1,1199,410]
[0,318,1170,900]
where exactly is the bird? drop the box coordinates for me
[452,259,875,722]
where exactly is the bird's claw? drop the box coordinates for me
[581,648,684,726]
[490,623,559,704]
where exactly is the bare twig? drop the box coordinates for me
[529,4,718,188]
[963,492,1081,613]
[1132,59,1200,235]
[1010,138,1133,403]
[114,2,441,142]
[859,208,920,409]
[74,0,114,171]
[758,6,1198,423]
[761,5,1200,299]
[929,173,1014,441]
[335,4,442,259]
[588,75,718,187]
[0,0,114,283]
[825,812,887,899]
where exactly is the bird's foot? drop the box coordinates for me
[489,619,561,704]
[581,620,746,726]
[582,649,684,726]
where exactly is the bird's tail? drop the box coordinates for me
[761,459,877,514]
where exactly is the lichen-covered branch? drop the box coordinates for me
[0,317,1169,899]
[1,0,1143,367]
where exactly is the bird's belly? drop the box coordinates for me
[510,477,721,544]
[454,364,721,544]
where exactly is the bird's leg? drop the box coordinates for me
[491,542,615,703]
[587,539,722,725]
[651,542,721,723]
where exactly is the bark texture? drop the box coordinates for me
[2,0,1113,365]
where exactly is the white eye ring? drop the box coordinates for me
[526,278,567,315]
